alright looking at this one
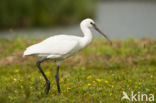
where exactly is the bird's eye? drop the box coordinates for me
[90,22,93,24]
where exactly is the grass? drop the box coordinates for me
[0,0,96,28]
[0,37,156,103]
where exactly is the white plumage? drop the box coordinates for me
[24,35,80,59]
[23,18,112,94]
[24,19,95,62]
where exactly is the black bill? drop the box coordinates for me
[92,23,112,45]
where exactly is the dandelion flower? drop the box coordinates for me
[96,79,102,82]
[60,78,64,82]
[46,71,50,76]
[92,81,96,83]
[88,83,91,86]
[87,75,92,79]
[104,80,109,84]
[15,69,19,73]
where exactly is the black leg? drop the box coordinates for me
[55,65,61,93]
[36,58,50,94]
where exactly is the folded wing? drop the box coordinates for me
[23,35,79,57]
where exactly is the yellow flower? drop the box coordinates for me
[96,79,102,82]
[88,83,91,86]
[46,71,50,76]
[110,93,112,96]
[60,78,64,82]
[92,81,96,83]
[104,80,109,84]
[87,75,92,79]
[112,85,114,88]
[67,87,71,90]
[15,69,19,73]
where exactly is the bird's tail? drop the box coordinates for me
[23,43,40,57]
[23,49,32,57]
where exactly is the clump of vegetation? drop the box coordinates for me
[0,0,96,29]
[0,37,155,103]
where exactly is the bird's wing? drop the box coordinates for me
[24,35,79,56]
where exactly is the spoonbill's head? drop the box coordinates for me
[81,18,95,28]
[81,18,112,45]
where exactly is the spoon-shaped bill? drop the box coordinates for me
[92,24,112,45]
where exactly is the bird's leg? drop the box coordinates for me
[36,58,50,94]
[55,65,61,93]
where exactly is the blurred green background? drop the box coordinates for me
[0,0,96,29]
[0,0,156,39]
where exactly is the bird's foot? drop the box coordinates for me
[45,81,50,94]
[58,88,61,93]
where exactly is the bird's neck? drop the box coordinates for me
[80,25,93,48]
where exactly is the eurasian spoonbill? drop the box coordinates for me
[23,18,112,94]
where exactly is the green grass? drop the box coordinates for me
[0,37,156,103]
[0,0,96,28]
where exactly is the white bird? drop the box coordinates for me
[23,18,112,94]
